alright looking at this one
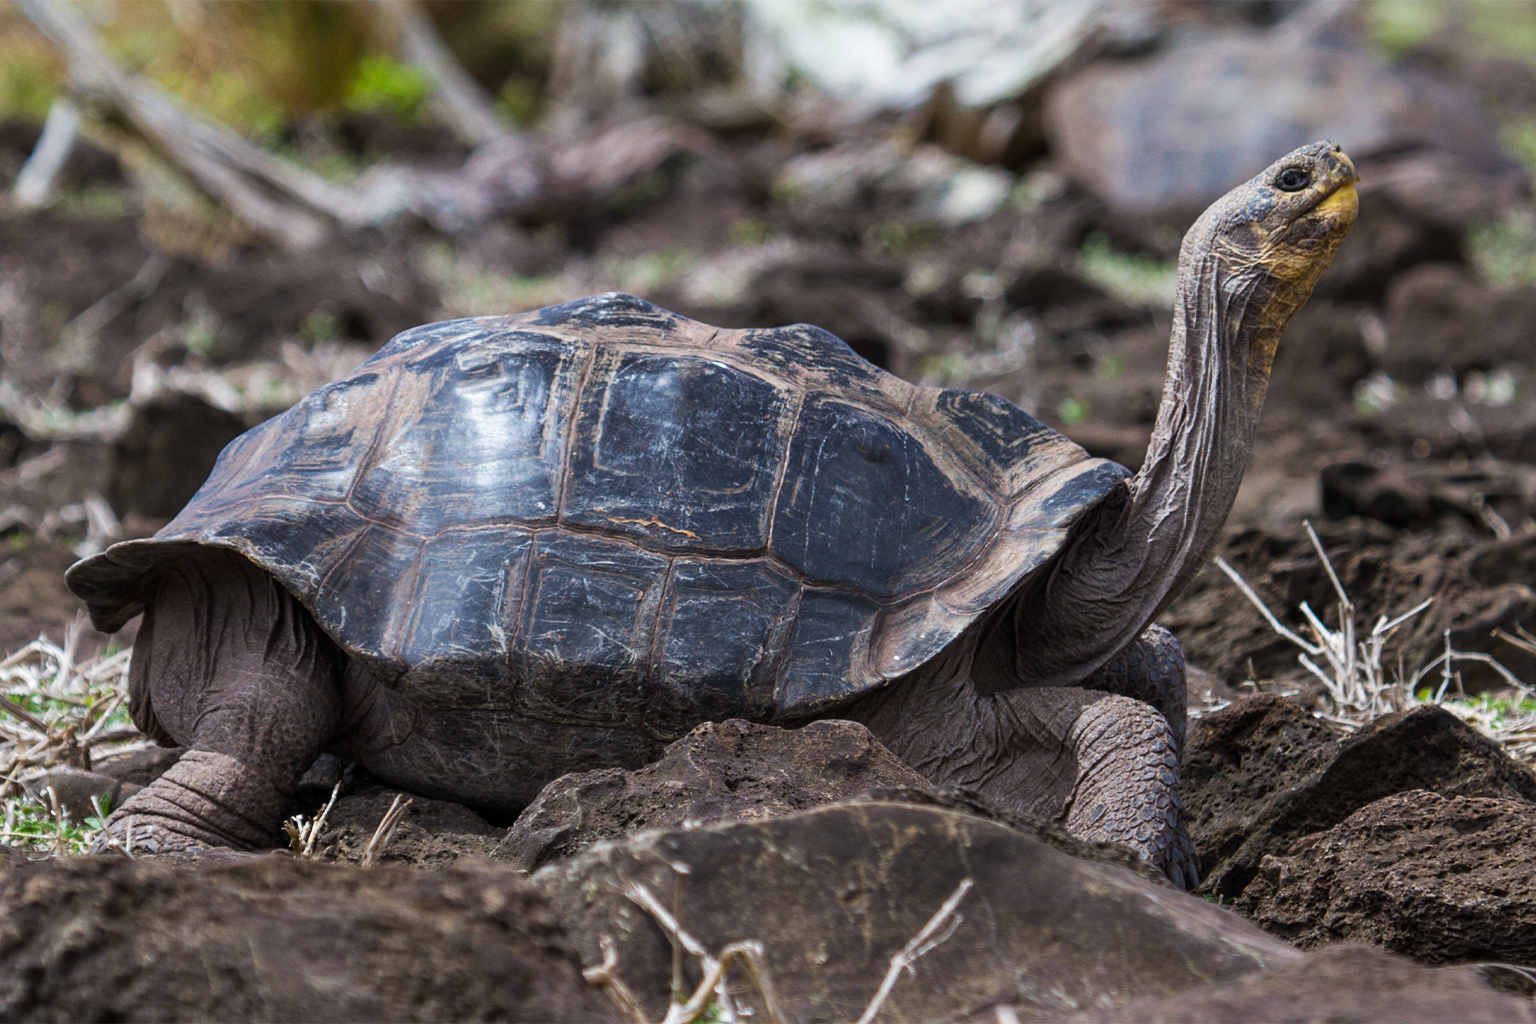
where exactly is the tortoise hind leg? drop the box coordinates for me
[98,550,342,853]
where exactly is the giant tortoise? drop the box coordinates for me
[68,141,1358,886]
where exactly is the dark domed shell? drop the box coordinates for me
[68,294,1128,736]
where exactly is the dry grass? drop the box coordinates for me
[583,874,975,1024]
[1217,521,1536,764]
[0,614,148,853]
[283,779,342,858]
[358,791,412,867]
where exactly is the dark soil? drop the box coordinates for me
[0,855,615,1023]
[1237,790,1536,966]
[1183,697,1536,899]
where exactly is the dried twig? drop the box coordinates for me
[1493,624,1536,659]
[46,784,66,857]
[59,253,171,345]
[1409,635,1531,698]
[1216,526,1535,763]
[855,877,974,1024]
[284,780,342,858]
[359,793,412,867]
[1216,521,1435,718]
[1214,557,1321,656]
[12,95,80,208]
[0,696,50,735]
[620,881,786,1024]
[583,934,651,1024]
[15,0,335,249]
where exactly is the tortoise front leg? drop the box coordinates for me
[850,648,1198,889]
[98,551,342,853]
[1079,623,1187,750]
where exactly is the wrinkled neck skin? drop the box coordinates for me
[989,242,1303,691]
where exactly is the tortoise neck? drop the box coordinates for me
[984,251,1281,690]
[1126,251,1280,604]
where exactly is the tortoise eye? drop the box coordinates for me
[1276,167,1311,192]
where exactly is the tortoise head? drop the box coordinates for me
[1178,140,1359,389]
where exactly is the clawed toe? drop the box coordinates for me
[91,820,221,856]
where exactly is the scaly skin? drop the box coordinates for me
[1082,624,1187,752]
[96,550,341,855]
[849,630,1198,888]
[96,752,278,853]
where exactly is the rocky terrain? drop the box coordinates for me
[4,2,1536,1020]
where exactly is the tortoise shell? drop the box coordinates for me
[68,293,1128,737]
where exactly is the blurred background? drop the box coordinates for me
[2,0,1536,695]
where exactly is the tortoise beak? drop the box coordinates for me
[1311,143,1359,219]
[1314,180,1358,219]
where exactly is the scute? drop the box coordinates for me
[314,525,421,670]
[66,293,1127,729]
[774,588,882,713]
[771,397,996,596]
[563,353,792,552]
[349,334,568,533]
[510,532,669,727]
[533,292,683,332]
[400,527,533,693]
[646,559,798,735]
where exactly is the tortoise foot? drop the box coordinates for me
[91,821,220,856]
[97,749,288,852]
[1064,691,1197,888]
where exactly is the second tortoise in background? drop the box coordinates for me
[67,141,1359,888]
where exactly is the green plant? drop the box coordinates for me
[0,10,63,122]
[1057,396,1090,426]
[1095,353,1126,381]
[863,221,937,257]
[1367,0,1445,58]
[729,219,769,247]
[0,792,105,855]
[1467,213,1536,287]
[497,76,540,126]
[1,624,142,856]
[347,53,431,121]
[608,172,670,217]
[301,311,341,346]
[1078,232,1177,309]
[52,185,134,221]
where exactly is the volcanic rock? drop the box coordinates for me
[1076,942,1535,1023]
[1321,458,1536,535]
[1380,263,1536,385]
[499,718,930,871]
[94,744,185,787]
[0,854,617,1023]
[532,798,1299,1023]
[1238,790,1536,966]
[1046,31,1517,218]
[106,392,249,520]
[19,766,139,826]
[1184,695,1536,898]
